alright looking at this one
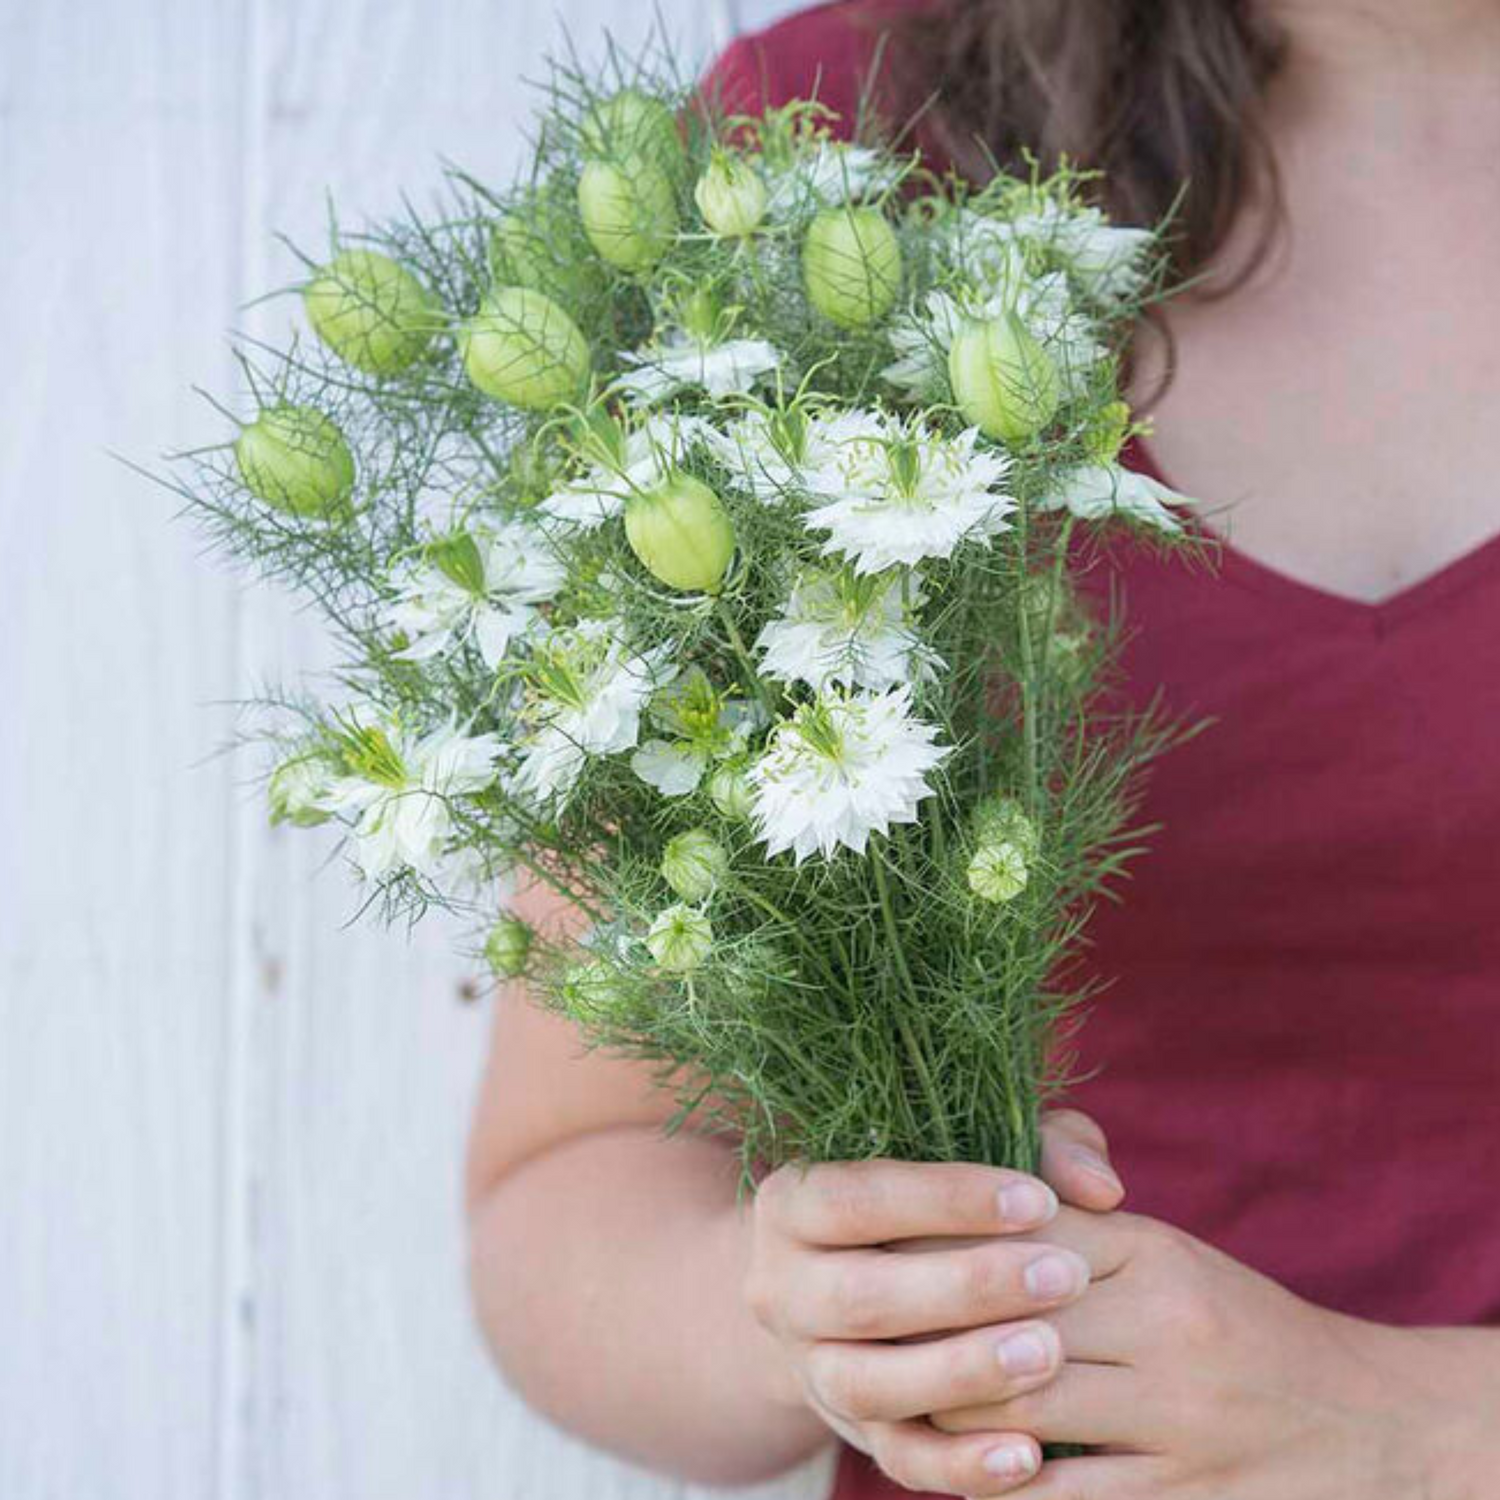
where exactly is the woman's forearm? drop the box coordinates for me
[467,1123,831,1486]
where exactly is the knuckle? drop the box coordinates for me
[829,1262,885,1337]
[816,1169,886,1239]
[869,1430,930,1494]
[754,1164,801,1227]
[1043,1107,1103,1145]
[742,1265,777,1328]
[813,1348,881,1422]
[954,1245,1009,1312]
[946,1334,1001,1404]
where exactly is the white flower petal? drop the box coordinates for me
[1036,463,1188,533]
[630,739,708,796]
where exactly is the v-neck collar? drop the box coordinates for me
[1127,437,1500,637]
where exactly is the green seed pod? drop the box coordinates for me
[802,207,902,328]
[489,181,606,306]
[661,828,729,902]
[694,153,767,237]
[707,761,754,822]
[267,756,331,828]
[483,915,533,979]
[624,473,736,593]
[967,840,1031,904]
[302,248,440,376]
[577,159,678,274]
[646,903,714,973]
[235,404,355,519]
[463,286,591,411]
[947,310,1061,445]
[579,89,683,173]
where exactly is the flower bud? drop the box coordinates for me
[947,310,1061,445]
[1083,398,1132,466]
[707,761,754,821]
[559,959,635,1024]
[694,153,767,237]
[646,903,714,972]
[624,472,735,593]
[967,840,1030,904]
[267,755,331,827]
[802,207,902,328]
[463,286,591,411]
[579,89,684,174]
[974,796,1040,859]
[235,404,355,519]
[302,248,440,376]
[577,159,679,274]
[661,828,729,902]
[483,915,532,978]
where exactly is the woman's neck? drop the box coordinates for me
[1262,0,1500,138]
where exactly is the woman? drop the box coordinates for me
[465,1,1500,1495]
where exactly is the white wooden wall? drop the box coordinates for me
[0,3,835,1497]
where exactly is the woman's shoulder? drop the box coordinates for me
[704,0,934,125]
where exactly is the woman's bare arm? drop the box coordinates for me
[463,882,829,1485]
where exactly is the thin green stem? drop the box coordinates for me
[872,841,957,1161]
[715,597,778,720]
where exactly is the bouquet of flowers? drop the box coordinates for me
[168,46,1193,1184]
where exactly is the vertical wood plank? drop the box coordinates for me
[0,3,247,1497]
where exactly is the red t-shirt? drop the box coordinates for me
[708,7,1500,1496]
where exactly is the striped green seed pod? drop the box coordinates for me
[462,286,591,411]
[302,248,440,376]
[802,207,902,328]
[577,158,679,274]
[234,404,355,520]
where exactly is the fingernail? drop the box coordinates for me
[997,1179,1057,1227]
[1069,1143,1123,1194]
[1023,1249,1088,1301]
[983,1441,1039,1479]
[996,1327,1053,1377]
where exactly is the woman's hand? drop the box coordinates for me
[744,1111,1126,1496]
[933,1205,1500,1498]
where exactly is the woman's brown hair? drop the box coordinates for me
[881,0,1288,287]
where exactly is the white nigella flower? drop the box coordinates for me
[541,411,713,530]
[884,253,1104,403]
[630,668,760,797]
[750,686,949,862]
[707,405,889,503]
[322,717,502,882]
[613,328,783,406]
[984,199,1155,304]
[511,621,676,805]
[756,566,938,693]
[388,521,565,668]
[764,141,902,221]
[1036,462,1189,534]
[800,415,1016,574]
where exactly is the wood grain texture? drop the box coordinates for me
[0,0,825,1496]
